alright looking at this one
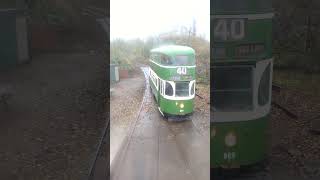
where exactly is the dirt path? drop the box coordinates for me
[268,88,320,179]
[0,53,107,180]
[110,69,145,164]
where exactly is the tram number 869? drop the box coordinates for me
[224,152,236,160]
[214,19,246,41]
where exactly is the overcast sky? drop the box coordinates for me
[110,0,210,41]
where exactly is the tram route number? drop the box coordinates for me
[177,67,187,75]
[214,19,246,41]
[224,152,236,160]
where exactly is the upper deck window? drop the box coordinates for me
[175,55,189,66]
[173,55,195,66]
[160,54,173,65]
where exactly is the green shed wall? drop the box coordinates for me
[0,10,17,67]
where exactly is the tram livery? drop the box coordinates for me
[211,0,274,167]
[149,45,196,117]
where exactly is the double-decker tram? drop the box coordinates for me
[211,0,274,168]
[149,45,196,117]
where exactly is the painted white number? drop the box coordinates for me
[177,67,187,75]
[224,152,236,160]
[214,19,245,41]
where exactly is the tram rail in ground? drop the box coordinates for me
[272,83,298,119]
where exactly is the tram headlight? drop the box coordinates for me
[225,132,237,147]
[180,103,184,109]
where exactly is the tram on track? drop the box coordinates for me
[211,0,274,168]
[149,45,196,117]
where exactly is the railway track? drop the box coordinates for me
[87,119,109,180]
[272,83,298,119]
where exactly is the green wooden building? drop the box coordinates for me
[0,8,30,68]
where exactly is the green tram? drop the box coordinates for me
[149,45,196,117]
[211,0,274,168]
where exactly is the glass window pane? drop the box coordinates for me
[161,54,173,65]
[175,55,189,66]
[165,82,173,96]
[175,82,189,97]
[213,66,252,90]
[213,66,253,111]
[191,82,195,95]
[258,63,271,106]
[213,91,253,111]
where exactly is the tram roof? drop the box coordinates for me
[210,0,273,15]
[151,45,195,56]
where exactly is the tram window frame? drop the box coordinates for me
[190,81,195,96]
[212,65,254,112]
[159,79,162,94]
[150,54,155,61]
[165,81,174,96]
[160,54,173,65]
[175,81,190,97]
[174,55,190,66]
[258,63,271,106]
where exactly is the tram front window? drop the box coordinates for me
[213,66,253,111]
[175,81,190,97]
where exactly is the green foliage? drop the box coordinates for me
[110,38,148,70]
[273,0,320,72]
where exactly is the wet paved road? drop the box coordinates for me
[110,67,209,180]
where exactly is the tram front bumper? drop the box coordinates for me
[160,98,194,116]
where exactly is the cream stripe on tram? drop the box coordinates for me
[150,60,196,69]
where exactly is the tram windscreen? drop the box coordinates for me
[212,0,272,12]
[213,66,253,111]
[175,82,190,97]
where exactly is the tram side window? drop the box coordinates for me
[150,54,154,60]
[159,79,162,94]
[165,82,173,96]
[151,72,157,87]
[258,63,271,106]
[160,54,173,65]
